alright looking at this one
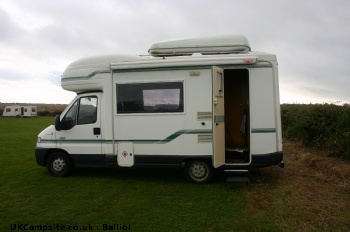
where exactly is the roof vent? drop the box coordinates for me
[148,34,251,57]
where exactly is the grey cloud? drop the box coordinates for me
[0,6,22,43]
[1,0,350,103]
[0,69,28,81]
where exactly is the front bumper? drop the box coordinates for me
[35,147,50,166]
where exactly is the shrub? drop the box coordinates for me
[281,104,350,159]
[37,110,63,117]
[38,110,51,117]
[52,110,63,116]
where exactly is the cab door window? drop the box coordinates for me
[77,97,98,125]
[61,96,97,130]
[61,100,78,129]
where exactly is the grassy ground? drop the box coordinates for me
[0,118,349,231]
[255,140,350,231]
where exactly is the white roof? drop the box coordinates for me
[148,34,251,57]
[62,35,277,79]
[66,54,146,70]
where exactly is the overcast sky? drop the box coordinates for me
[0,0,349,104]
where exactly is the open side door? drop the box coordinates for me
[212,66,225,168]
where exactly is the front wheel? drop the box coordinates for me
[47,152,73,177]
[184,160,213,184]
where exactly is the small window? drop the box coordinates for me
[6,108,11,112]
[117,82,183,114]
[24,108,28,112]
[15,108,18,112]
[32,108,36,112]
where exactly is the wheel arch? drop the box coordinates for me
[182,157,213,167]
[44,149,75,167]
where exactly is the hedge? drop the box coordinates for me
[281,104,350,159]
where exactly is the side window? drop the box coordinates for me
[117,82,183,114]
[77,97,98,125]
[32,107,36,112]
[6,108,11,112]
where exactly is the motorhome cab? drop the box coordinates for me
[35,35,283,183]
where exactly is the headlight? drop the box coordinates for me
[37,137,41,143]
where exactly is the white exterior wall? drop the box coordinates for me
[113,69,213,157]
[249,65,280,154]
[2,106,20,117]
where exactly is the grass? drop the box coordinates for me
[1,118,349,231]
[0,118,253,231]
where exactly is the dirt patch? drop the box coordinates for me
[247,140,350,231]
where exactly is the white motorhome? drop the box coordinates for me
[35,35,283,183]
[2,105,37,118]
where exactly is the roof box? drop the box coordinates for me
[148,34,251,57]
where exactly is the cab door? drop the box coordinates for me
[56,93,102,159]
[212,67,225,168]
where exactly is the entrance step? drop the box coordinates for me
[224,169,249,172]
[225,170,251,191]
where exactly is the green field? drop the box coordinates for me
[1,117,349,231]
[0,118,262,231]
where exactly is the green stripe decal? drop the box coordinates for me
[251,128,276,133]
[40,129,212,144]
[62,70,110,82]
[40,139,105,143]
[159,129,212,143]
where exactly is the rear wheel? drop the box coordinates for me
[184,160,213,184]
[47,152,73,177]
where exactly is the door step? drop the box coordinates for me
[224,169,249,172]
[225,170,251,191]
[225,148,248,153]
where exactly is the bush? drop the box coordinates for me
[52,110,63,116]
[281,104,350,159]
[37,110,63,117]
[38,110,51,117]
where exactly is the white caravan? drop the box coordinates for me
[35,35,284,183]
[2,105,37,118]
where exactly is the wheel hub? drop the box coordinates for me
[190,162,208,180]
[52,158,66,172]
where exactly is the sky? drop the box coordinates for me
[0,0,349,104]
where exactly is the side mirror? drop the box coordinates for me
[54,115,61,131]
[65,118,75,129]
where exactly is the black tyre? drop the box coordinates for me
[184,160,213,184]
[47,152,73,177]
